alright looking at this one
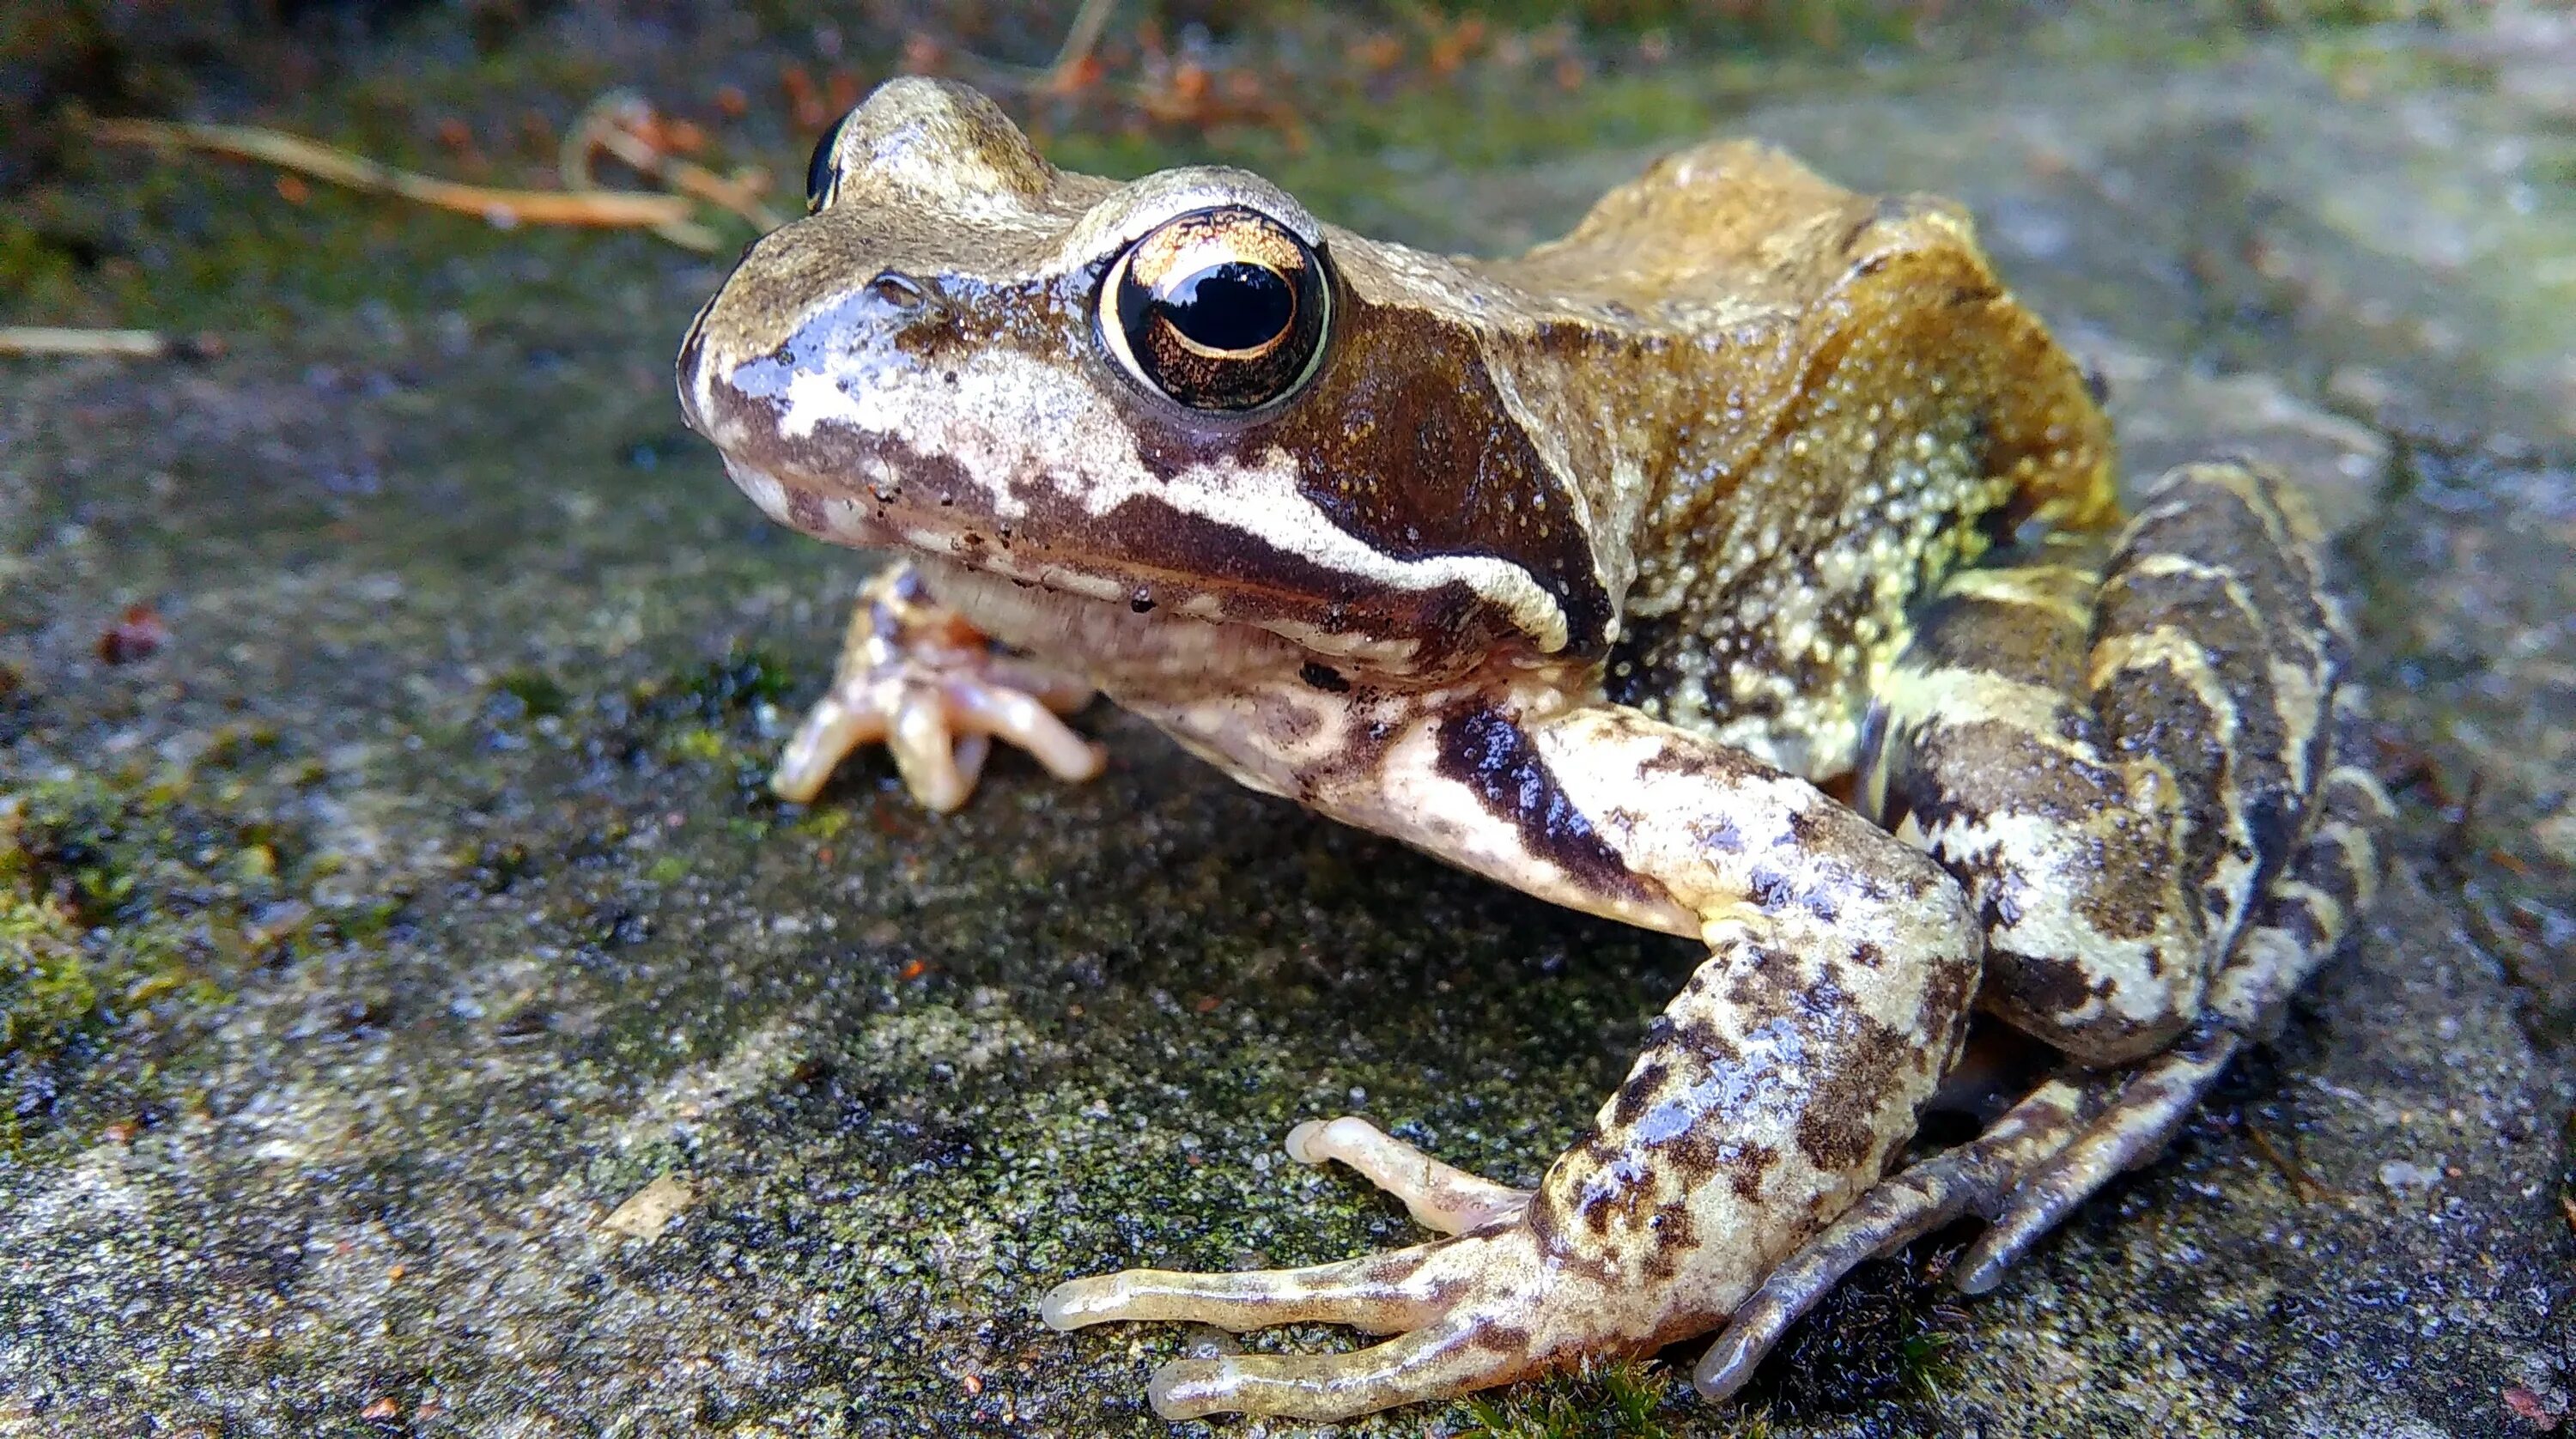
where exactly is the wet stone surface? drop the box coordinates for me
[4,15,2573,1439]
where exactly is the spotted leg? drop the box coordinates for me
[1043,705,1984,1421]
[772,561,1104,809]
[1693,461,2393,1400]
[1953,720,2390,1290]
[1697,723,2387,1395]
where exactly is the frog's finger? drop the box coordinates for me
[941,680,1106,781]
[980,658,1097,715]
[772,692,891,804]
[1042,1237,1472,1336]
[889,691,977,811]
[1284,1116,1532,1236]
[951,732,992,797]
[1144,1313,1548,1423]
[1692,1075,2097,1401]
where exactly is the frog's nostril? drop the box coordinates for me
[866,271,930,310]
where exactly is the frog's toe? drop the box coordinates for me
[1144,1316,1546,1422]
[939,672,1106,783]
[1048,1228,1571,1422]
[1954,1027,2238,1294]
[1285,1115,1533,1236]
[881,689,992,813]
[772,684,894,805]
[1042,1240,1461,1336]
[1692,1077,2099,1402]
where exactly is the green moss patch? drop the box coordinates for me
[1461,1357,1732,1439]
[0,767,326,1151]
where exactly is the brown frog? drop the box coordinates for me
[675,78,2391,1421]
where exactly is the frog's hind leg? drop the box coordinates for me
[1939,464,2393,1285]
[773,561,1103,810]
[1953,721,2390,1289]
[1692,460,2391,1400]
[1045,709,1987,1421]
[1698,723,2388,1406]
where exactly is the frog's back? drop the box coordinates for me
[1472,140,2119,779]
[1489,140,1927,323]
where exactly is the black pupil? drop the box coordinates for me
[804,114,848,212]
[1159,262,1294,351]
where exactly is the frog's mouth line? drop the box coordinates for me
[720,457,899,554]
[921,556,1326,695]
[721,452,1468,690]
[723,454,1147,615]
[727,453,1344,698]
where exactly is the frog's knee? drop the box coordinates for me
[1982,947,2200,1068]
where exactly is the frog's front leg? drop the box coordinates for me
[1042,702,1981,1421]
[772,561,1103,809]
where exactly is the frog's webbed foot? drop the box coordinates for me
[773,562,1103,811]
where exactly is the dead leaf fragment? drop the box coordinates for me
[2506,1385,2564,1430]
[601,1173,695,1241]
[99,604,168,665]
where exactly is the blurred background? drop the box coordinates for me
[4,1,2568,352]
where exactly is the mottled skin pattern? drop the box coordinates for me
[674,79,2391,1421]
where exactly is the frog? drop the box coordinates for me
[674,77,2392,1422]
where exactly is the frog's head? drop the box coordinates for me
[677,78,1609,680]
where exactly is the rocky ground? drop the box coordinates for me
[3,4,2573,1436]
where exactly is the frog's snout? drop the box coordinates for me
[674,299,716,440]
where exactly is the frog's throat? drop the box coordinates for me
[911,555,1325,699]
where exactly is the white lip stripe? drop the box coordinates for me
[765,342,1573,652]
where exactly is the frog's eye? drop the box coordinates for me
[804,112,851,215]
[1098,206,1331,413]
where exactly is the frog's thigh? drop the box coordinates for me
[1695,463,2390,1401]
[773,560,1103,809]
[1867,461,2342,1064]
[1042,704,1981,1421]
